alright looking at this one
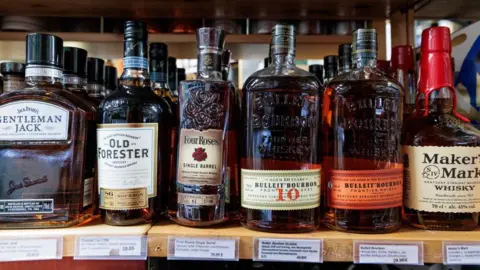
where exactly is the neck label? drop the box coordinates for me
[25,66,63,80]
[123,56,148,69]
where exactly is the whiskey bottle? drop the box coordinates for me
[390,45,416,119]
[222,49,231,81]
[173,27,233,227]
[98,21,172,225]
[323,55,338,84]
[402,27,480,231]
[308,65,324,85]
[323,29,404,233]
[338,43,352,75]
[0,62,25,92]
[177,68,186,92]
[87,57,105,105]
[0,33,93,228]
[241,25,321,232]
[104,66,118,97]
[168,57,179,99]
[63,46,98,212]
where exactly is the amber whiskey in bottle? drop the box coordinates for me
[98,21,172,225]
[390,45,416,119]
[323,29,404,233]
[241,25,321,233]
[0,62,25,92]
[172,27,234,227]
[402,27,480,231]
[0,33,94,228]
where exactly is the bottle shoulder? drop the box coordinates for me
[243,67,321,93]
[100,86,172,115]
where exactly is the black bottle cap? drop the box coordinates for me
[26,33,63,68]
[324,55,338,68]
[222,49,231,67]
[0,62,26,76]
[87,57,105,84]
[308,64,323,82]
[338,43,352,56]
[104,66,118,90]
[124,20,147,40]
[196,27,226,50]
[168,57,177,68]
[63,47,88,77]
[177,68,186,81]
[149,43,168,59]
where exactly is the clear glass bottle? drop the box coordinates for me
[172,27,234,227]
[241,25,321,233]
[98,21,172,226]
[0,62,26,92]
[87,57,105,105]
[402,27,480,231]
[390,45,417,119]
[0,33,93,228]
[323,55,338,84]
[323,28,404,233]
[104,66,118,97]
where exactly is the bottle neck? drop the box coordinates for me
[354,56,377,68]
[87,82,105,97]
[63,74,87,93]
[121,39,150,89]
[3,74,25,92]
[196,48,223,80]
[338,57,352,74]
[150,57,168,86]
[324,67,337,83]
[25,65,63,90]
[272,54,295,67]
[392,68,416,106]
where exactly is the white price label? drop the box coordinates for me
[75,236,145,260]
[0,238,61,261]
[445,243,480,265]
[170,237,237,261]
[255,238,322,263]
[356,243,422,265]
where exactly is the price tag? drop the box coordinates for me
[444,242,480,265]
[75,236,147,260]
[0,238,62,262]
[254,238,323,263]
[168,236,239,261]
[354,241,423,265]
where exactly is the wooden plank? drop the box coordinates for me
[148,222,480,263]
[372,19,387,60]
[390,9,415,47]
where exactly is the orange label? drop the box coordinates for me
[328,168,403,210]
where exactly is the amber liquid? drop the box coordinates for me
[402,98,480,230]
[241,76,321,233]
[323,80,403,233]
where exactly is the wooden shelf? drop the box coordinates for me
[148,222,480,263]
[0,219,151,257]
[0,32,351,45]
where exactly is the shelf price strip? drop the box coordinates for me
[354,241,424,265]
[0,236,63,262]
[167,236,239,261]
[253,238,323,263]
[74,235,147,260]
[443,241,480,265]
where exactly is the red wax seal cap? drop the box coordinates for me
[391,45,414,70]
[421,26,451,53]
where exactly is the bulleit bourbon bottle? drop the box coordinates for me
[402,27,480,231]
[241,25,321,233]
[323,28,404,233]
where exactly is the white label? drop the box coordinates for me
[76,236,145,259]
[171,237,237,261]
[25,66,63,79]
[256,238,322,263]
[241,169,321,210]
[0,101,69,141]
[97,123,158,198]
[445,243,480,265]
[0,239,60,261]
[83,177,93,207]
[357,244,420,265]
[177,128,224,186]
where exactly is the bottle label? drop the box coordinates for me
[123,56,148,69]
[177,193,220,206]
[151,72,167,83]
[403,146,480,213]
[241,169,321,210]
[0,199,54,214]
[177,128,224,186]
[328,168,403,210]
[82,177,93,208]
[97,123,158,210]
[25,66,63,79]
[0,101,70,141]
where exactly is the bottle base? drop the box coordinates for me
[169,215,227,227]
[323,221,401,234]
[241,220,318,233]
[404,218,478,231]
[0,214,95,229]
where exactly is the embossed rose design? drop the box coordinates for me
[205,103,224,121]
[192,147,207,161]
[192,89,218,107]
[184,102,199,120]
[194,112,210,130]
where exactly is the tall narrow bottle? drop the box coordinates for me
[323,29,404,233]
[338,43,352,75]
[390,45,417,119]
[241,25,321,232]
[173,27,234,227]
[150,43,172,103]
[177,68,186,92]
[323,55,338,84]
[168,57,178,100]
[87,57,105,105]
[104,66,118,97]
[402,27,480,231]
[222,49,231,81]
[97,21,172,225]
